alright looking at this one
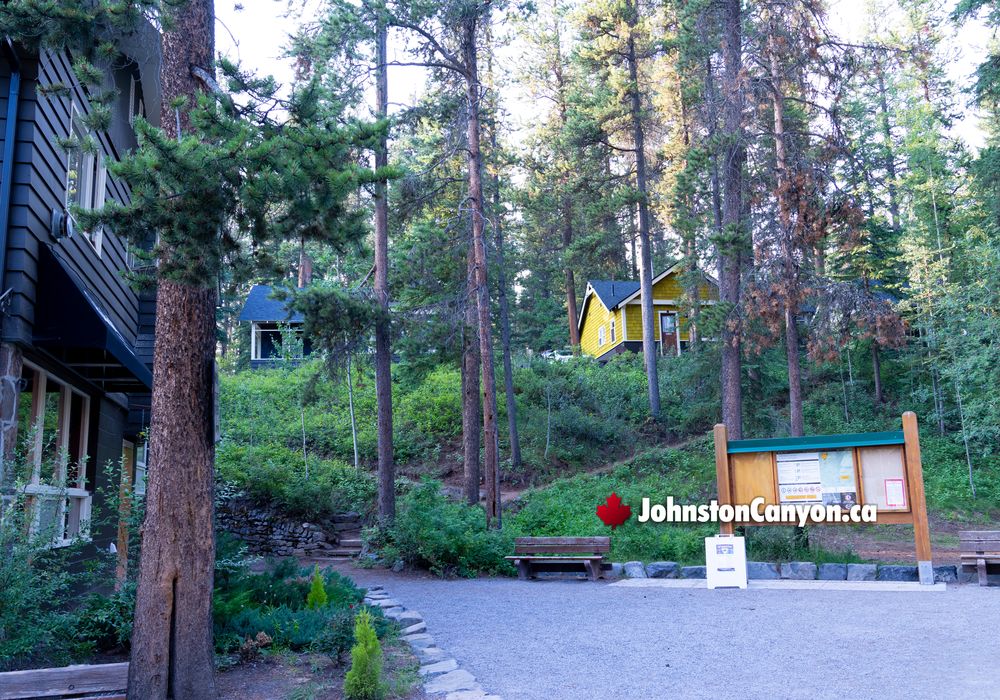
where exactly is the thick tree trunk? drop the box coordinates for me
[769,31,803,437]
[461,244,481,505]
[626,10,660,418]
[374,18,395,522]
[462,20,501,527]
[130,285,217,698]
[128,2,218,697]
[719,0,745,439]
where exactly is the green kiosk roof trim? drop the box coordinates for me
[727,431,905,454]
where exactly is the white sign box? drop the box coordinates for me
[705,534,747,589]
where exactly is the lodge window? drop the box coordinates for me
[610,318,617,343]
[14,363,92,547]
[598,325,606,347]
[250,322,309,361]
[66,103,107,256]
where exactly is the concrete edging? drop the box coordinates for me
[363,585,502,700]
[611,560,961,584]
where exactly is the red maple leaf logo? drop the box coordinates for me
[596,493,632,529]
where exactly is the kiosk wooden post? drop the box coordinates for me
[714,424,734,535]
[902,412,933,584]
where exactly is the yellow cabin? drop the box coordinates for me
[578,262,719,361]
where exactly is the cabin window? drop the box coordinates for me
[134,440,148,497]
[66,104,107,256]
[598,325,606,347]
[610,318,617,343]
[251,322,309,361]
[12,362,92,547]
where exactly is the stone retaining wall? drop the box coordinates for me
[216,496,358,557]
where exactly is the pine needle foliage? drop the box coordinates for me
[305,565,328,609]
[343,608,385,700]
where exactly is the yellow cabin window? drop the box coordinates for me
[598,325,606,347]
[610,318,616,343]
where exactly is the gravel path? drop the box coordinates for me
[330,565,999,700]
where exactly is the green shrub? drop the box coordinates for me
[212,559,370,653]
[306,565,328,609]
[343,609,385,700]
[379,480,514,577]
[74,583,136,654]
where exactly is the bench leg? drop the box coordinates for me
[584,561,600,582]
[516,560,531,581]
[978,558,988,586]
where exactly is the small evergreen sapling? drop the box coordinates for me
[305,565,328,609]
[343,609,384,700]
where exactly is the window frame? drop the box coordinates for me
[251,321,306,361]
[134,439,148,497]
[19,361,92,548]
[66,102,106,256]
[610,317,617,343]
[598,324,606,347]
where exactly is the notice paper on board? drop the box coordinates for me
[884,478,907,508]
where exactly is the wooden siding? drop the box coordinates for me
[579,295,624,358]
[2,48,145,348]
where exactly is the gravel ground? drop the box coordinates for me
[330,565,1000,700]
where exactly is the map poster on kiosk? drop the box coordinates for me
[775,450,858,507]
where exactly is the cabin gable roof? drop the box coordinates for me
[239,284,304,323]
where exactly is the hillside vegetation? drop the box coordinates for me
[218,351,999,571]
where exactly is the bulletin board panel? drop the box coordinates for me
[713,412,932,581]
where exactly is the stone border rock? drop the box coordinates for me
[613,560,960,583]
[363,585,502,700]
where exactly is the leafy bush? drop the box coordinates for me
[343,609,385,700]
[212,558,380,655]
[0,460,121,669]
[74,583,137,654]
[377,480,514,577]
[216,442,374,519]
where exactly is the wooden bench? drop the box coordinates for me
[505,537,610,582]
[0,662,128,699]
[960,531,1000,586]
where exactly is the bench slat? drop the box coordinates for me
[959,542,1000,551]
[959,530,1000,539]
[959,541,1000,548]
[515,546,609,555]
[515,537,609,545]
[506,555,605,562]
[0,663,129,700]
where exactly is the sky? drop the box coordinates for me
[214,0,993,150]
